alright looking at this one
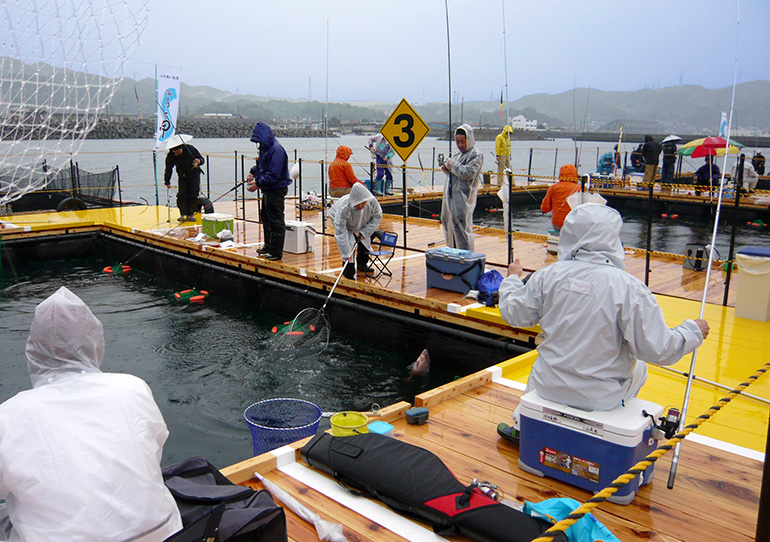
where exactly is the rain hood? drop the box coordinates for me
[557,203,625,270]
[25,286,104,388]
[329,183,382,260]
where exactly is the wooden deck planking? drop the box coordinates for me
[245,471,416,542]
[404,381,760,542]
[3,204,763,541]
[223,372,761,542]
[213,198,739,308]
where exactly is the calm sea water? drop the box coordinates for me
[0,259,451,467]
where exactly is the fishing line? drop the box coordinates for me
[667,0,742,490]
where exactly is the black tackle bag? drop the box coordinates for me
[301,432,561,542]
[162,457,287,542]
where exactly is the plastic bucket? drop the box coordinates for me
[330,411,369,436]
[244,398,321,456]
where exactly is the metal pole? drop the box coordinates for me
[552,148,558,178]
[206,155,210,198]
[240,154,246,220]
[153,152,159,206]
[507,169,513,265]
[370,160,375,194]
[298,158,303,222]
[115,166,122,207]
[431,147,436,189]
[723,155,744,306]
[321,160,326,235]
[527,148,533,184]
[402,164,408,249]
[755,410,770,541]
[293,149,298,198]
[645,178,654,286]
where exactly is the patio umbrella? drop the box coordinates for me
[679,136,743,158]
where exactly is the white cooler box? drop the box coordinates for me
[518,390,662,505]
[284,220,315,254]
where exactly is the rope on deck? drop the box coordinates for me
[530,359,770,542]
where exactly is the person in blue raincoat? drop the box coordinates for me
[246,122,292,261]
[440,124,484,251]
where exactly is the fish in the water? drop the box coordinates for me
[407,349,431,380]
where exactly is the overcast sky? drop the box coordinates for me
[128,0,769,104]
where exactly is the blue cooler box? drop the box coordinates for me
[425,247,486,294]
[518,390,662,505]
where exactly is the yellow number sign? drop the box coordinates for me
[379,98,430,162]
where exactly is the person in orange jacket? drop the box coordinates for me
[540,164,580,230]
[329,145,363,198]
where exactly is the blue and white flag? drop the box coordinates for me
[719,111,727,138]
[155,65,181,150]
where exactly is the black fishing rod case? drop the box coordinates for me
[301,432,559,542]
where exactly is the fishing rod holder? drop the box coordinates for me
[644,406,680,440]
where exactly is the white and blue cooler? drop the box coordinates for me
[518,390,662,505]
[425,247,486,294]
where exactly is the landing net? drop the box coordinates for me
[278,307,330,357]
[0,0,152,207]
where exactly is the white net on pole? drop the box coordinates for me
[0,0,153,207]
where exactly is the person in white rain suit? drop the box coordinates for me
[329,182,383,280]
[441,124,484,251]
[0,287,182,542]
[499,203,709,413]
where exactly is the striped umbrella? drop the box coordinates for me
[679,136,743,158]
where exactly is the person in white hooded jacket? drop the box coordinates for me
[329,183,383,279]
[440,124,484,251]
[0,287,182,542]
[498,203,709,414]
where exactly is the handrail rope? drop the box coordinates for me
[530,360,770,542]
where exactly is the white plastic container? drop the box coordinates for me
[735,247,770,321]
[284,220,315,254]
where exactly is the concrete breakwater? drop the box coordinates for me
[85,117,331,139]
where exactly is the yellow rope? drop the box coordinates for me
[530,361,770,542]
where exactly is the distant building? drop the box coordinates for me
[509,114,537,131]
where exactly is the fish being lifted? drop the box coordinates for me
[407,348,431,381]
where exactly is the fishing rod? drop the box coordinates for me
[659,366,770,406]
[667,3,742,490]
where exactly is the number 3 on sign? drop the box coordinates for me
[380,98,430,162]
[393,113,415,148]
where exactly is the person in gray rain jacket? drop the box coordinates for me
[0,287,181,542]
[498,203,709,414]
[440,124,484,251]
[329,183,383,280]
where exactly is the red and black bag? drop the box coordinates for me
[301,432,561,542]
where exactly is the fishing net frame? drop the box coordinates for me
[284,265,347,356]
[243,398,322,457]
[0,0,152,208]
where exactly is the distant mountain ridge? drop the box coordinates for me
[4,58,768,134]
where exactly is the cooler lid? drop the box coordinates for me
[520,390,661,438]
[426,247,485,261]
[737,246,770,258]
[202,213,233,221]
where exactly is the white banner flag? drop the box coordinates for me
[719,111,727,138]
[155,65,181,150]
